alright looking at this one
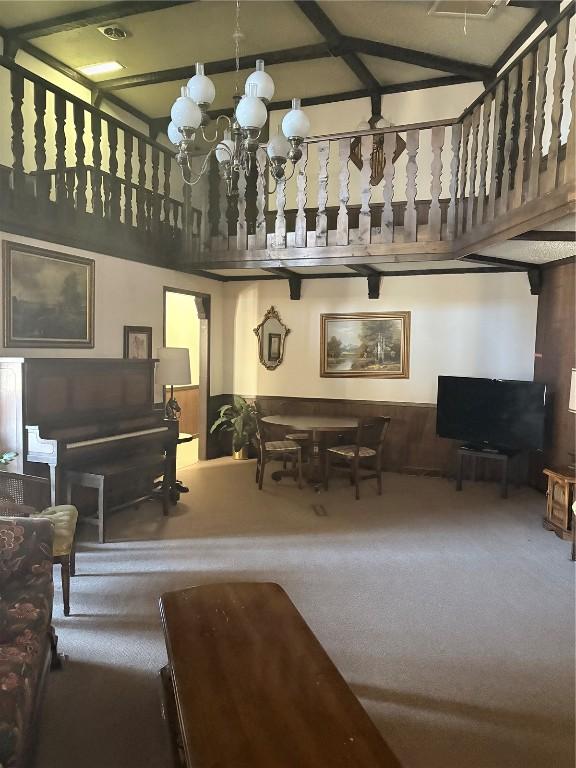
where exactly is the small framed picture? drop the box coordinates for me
[123,326,152,359]
[268,333,282,362]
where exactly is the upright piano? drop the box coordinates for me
[0,357,177,505]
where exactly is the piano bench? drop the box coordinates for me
[65,454,170,543]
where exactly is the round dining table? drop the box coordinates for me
[261,414,359,488]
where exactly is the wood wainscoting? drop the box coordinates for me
[175,385,200,438]
[209,393,456,475]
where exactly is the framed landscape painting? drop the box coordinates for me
[3,242,94,348]
[320,312,410,378]
[123,325,152,359]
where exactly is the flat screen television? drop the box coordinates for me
[436,376,547,451]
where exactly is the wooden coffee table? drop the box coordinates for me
[159,582,401,768]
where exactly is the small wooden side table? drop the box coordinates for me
[542,467,576,542]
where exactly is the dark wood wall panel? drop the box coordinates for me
[531,259,576,490]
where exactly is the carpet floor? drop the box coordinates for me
[37,459,575,768]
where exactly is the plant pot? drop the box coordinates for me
[232,446,249,461]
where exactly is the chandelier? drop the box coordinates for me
[167,1,310,196]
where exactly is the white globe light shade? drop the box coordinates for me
[170,96,201,130]
[167,121,181,146]
[267,132,290,160]
[215,138,235,164]
[245,69,275,103]
[282,107,310,140]
[235,95,267,130]
[187,73,216,105]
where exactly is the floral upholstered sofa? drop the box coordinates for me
[0,517,55,768]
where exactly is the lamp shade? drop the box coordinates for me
[569,368,576,413]
[282,98,310,140]
[156,347,191,386]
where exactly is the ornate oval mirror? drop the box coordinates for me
[254,306,290,370]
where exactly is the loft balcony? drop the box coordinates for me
[0,4,574,275]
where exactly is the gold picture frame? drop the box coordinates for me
[3,241,95,348]
[320,312,410,378]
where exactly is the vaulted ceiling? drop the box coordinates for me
[0,0,555,133]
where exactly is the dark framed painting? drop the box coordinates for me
[3,241,94,348]
[320,312,410,378]
[123,326,152,359]
[267,332,282,362]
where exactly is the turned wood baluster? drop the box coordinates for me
[565,55,576,184]
[218,173,228,244]
[274,174,287,248]
[403,130,419,242]
[527,36,550,200]
[33,82,48,205]
[136,138,147,230]
[447,123,462,240]
[476,94,492,226]
[91,114,103,217]
[487,79,506,219]
[108,122,120,222]
[10,70,25,198]
[512,51,536,209]
[381,131,396,243]
[466,107,481,232]
[123,132,133,226]
[315,140,329,246]
[500,66,520,211]
[428,125,444,240]
[358,134,373,245]
[294,143,308,247]
[73,103,87,214]
[337,137,350,245]
[54,93,68,206]
[151,146,160,234]
[255,146,267,249]
[545,16,570,193]
[162,151,171,230]
[237,169,247,250]
[457,115,471,235]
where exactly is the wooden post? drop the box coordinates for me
[381,131,396,243]
[428,125,444,240]
[476,94,492,226]
[54,92,67,207]
[512,51,536,210]
[545,16,570,193]
[33,82,48,205]
[162,151,171,231]
[487,79,506,219]
[315,140,329,247]
[237,169,247,250]
[151,146,160,235]
[136,138,147,230]
[255,146,267,249]
[447,122,462,240]
[466,107,481,232]
[358,134,373,245]
[337,137,350,245]
[295,143,308,247]
[527,36,550,201]
[73,103,87,214]
[403,129,419,242]
[108,122,120,223]
[123,132,133,226]
[92,114,103,218]
[274,175,287,248]
[500,65,520,212]
[457,114,471,235]
[10,69,25,199]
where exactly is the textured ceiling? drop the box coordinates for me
[477,240,575,264]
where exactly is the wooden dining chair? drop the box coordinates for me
[276,400,311,459]
[324,416,391,500]
[254,414,303,490]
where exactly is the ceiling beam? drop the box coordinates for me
[342,36,493,82]
[6,1,195,40]
[493,2,560,72]
[294,0,380,93]
[262,267,302,300]
[152,74,469,135]
[512,229,575,242]
[347,265,382,298]
[100,43,331,91]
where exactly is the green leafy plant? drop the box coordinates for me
[0,451,18,465]
[210,396,258,453]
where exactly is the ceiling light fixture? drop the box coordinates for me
[77,60,125,76]
[168,0,309,196]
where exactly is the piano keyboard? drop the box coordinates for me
[66,426,169,451]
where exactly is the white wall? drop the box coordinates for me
[0,232,225,395]
[223,273,538,404]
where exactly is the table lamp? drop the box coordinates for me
[569,368,576,471]
[156,347,191,420]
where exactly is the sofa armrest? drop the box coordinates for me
[0,517,54,583]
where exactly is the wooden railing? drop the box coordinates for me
[0,2,574,271]
[206,3,575,265]
[0,56,202,266]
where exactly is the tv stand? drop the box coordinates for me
[456,446,521,499]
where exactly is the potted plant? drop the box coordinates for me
[210,396,258,460]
